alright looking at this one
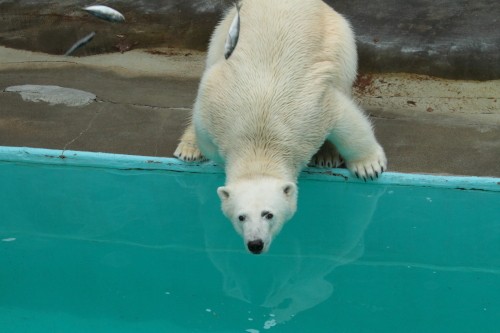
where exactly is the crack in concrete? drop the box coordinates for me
[97,97,191,111]
[135,104,191,111]
[1,60,81,66]
[369,114,398,120]
[360,95,498,100]
[60,107,102,157]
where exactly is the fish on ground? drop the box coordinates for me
[83,5,125,23]
[64,31,96,56]
[224,2,241,60]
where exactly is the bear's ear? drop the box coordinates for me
[217,186,230,201]
[282,182,297,198]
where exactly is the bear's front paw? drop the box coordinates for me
[309,140,344,168]
[174,141,206,162]
[346,149,387,181]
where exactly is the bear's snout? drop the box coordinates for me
[247,239,264,254]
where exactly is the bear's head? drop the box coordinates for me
[217,177,297,254]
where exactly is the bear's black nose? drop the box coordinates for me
[247,240,264,254]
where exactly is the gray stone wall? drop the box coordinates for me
[332,0,500,80]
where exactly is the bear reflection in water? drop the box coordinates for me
[200,178,386,325]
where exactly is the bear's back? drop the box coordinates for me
[195,0,357,166]
[207,0,355,82]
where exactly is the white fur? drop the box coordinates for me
[174,0,387,253]
[217,177,297,253]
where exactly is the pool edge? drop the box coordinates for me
[1,146,499,192]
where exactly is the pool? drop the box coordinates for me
[1,147,499,333]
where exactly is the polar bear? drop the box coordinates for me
[174,0,387,254]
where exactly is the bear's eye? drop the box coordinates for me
[262,211,273,220]
[238,215,246,222]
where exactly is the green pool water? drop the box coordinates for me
[1,148,499,333]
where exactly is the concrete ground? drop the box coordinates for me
[1,46,499,177]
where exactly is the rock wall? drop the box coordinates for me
[334,0,500,80]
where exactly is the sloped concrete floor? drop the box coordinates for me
[0,46,499,177]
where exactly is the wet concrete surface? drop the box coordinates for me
[1,0,499,80]
[0,0,223,56]
[1,47,499,177]
[0,0,222,54]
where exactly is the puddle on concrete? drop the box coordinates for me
[0,1,223,56]
[5,84,96,107]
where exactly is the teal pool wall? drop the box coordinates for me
[1,147,499,333]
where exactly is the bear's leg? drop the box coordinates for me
[309,140,344,168]
[326,89,387,180]
[173,123,206,162]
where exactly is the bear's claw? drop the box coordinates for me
[174,141,206,162]
[347,155,387,181]
[309,141,344,168]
